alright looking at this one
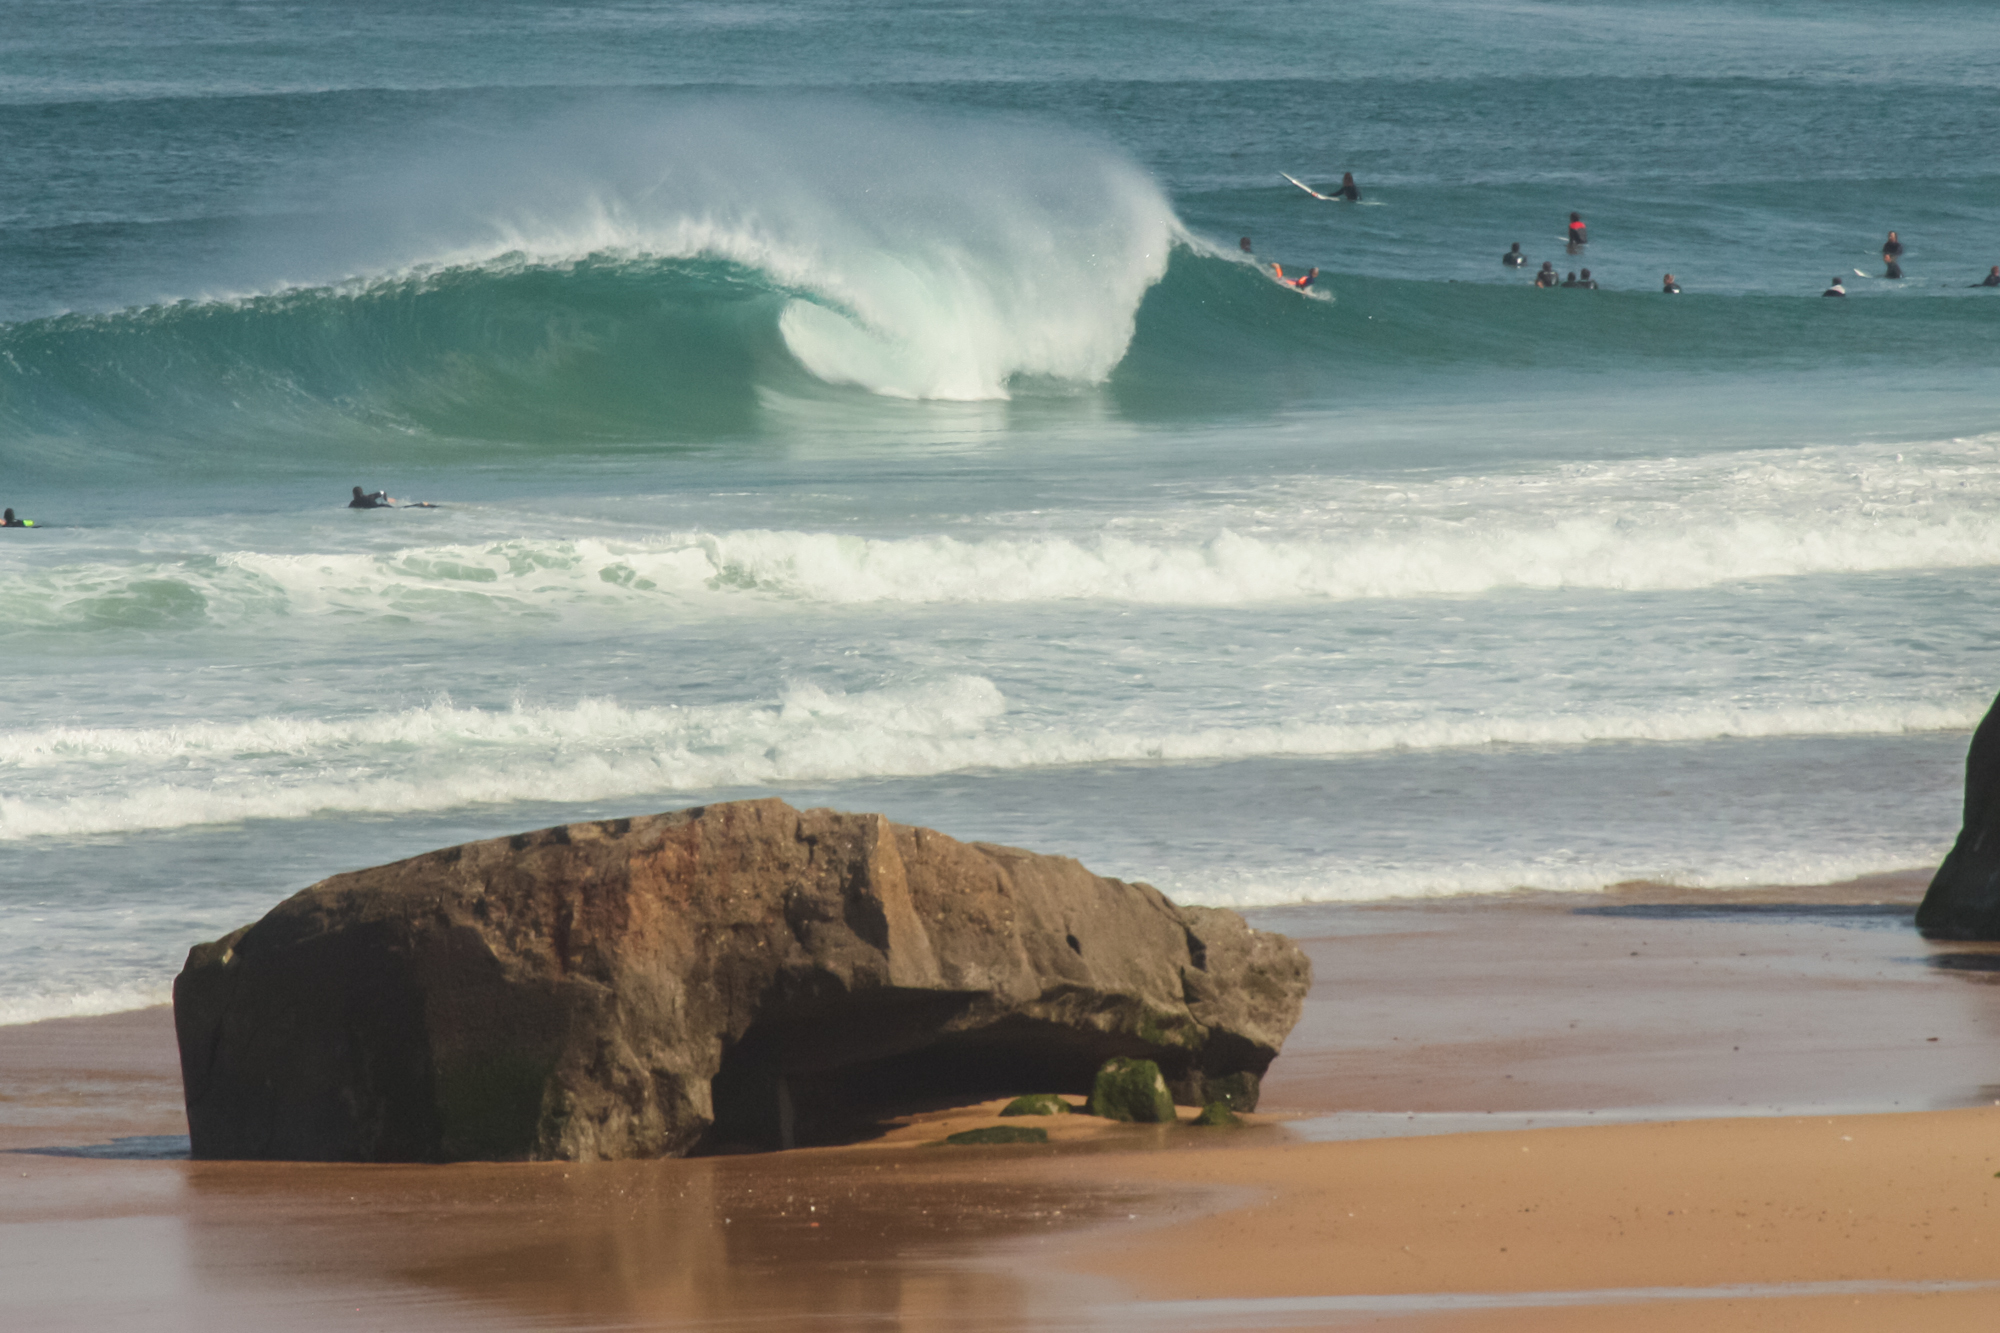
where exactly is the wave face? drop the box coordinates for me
[0,99,1180,451]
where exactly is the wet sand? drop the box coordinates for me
[10,877,2000,1330]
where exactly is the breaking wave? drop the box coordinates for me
[0,676,1980,841]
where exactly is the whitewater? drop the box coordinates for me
[3,0,1998,1024]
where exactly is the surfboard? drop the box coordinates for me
[1280,172,1334,201]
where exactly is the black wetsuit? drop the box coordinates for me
[1983,272,2000,287]
[1883,258,1903,279]
[1334,181,1360,201]
[1882,237,1904,259]
[1662,280,1681,294]
[1503,248,1525,267]
[349,490,390,509]
[1823,284,1847,297]
[1534,266,1559,288]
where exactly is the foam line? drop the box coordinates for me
[0,682,1979,841]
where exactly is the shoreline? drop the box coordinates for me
[11,873,2000,1330]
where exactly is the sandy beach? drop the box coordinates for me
[9,880,2000,1331]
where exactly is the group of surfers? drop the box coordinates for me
[1263,178,2000,298]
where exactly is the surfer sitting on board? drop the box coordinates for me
[1333,173,1360,201]
[1503,243,1526,268]
[1578,268,1598,289]
[1661,273,1681,294]
[1823,276,1847,297]
[1534,262,1560,288]
[1566,212,1588,252]
[1271,263,1318,290]
[1976,266,2000,288]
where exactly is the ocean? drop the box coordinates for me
[3,0,1997,1025]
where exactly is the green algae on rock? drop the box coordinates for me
[1087,1057,1175,1123]
[945,1125,1049,1146]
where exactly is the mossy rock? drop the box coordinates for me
[1191,1101,1242,1128]
[1086,1057,1176,1123]
[945,1125,1049,1146]
[1201,1071,1261,1112]
[999,1093,1073,1117]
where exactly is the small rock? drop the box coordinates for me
[999,1094,1072,1117]
[1191,1101,1242,1127]
[1087,1057,1175,1123]
[945,1125,1048,1146]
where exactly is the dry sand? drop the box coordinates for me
[8,880,2000,1330]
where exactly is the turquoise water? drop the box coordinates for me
[3,0,1998,1021]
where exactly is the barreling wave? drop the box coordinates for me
[0,676,1982,841]
[0,98,1189,456]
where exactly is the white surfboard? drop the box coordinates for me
[1281,172,1334,201]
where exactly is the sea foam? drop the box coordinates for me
[0,679,1980,841]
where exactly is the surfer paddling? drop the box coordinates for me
[1280,172,1359,202]
[1975,266,2000,288]
[349,486,440,510]
[2,508,32,528]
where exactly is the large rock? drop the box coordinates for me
[1918,691,2000,939]
[174,799,1310,1161]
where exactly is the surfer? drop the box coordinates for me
[1561,271,1581,287]
[1270,263,1317,289]
[1578,268,1598,289]
[1823,276,1847,297]
[1566,212,1588,253]
[1534,262,1560,288]
[1503,243,1526,268]
[2,508,29,527]
[1661,273,1681,294]
[1976,266,2000,287]
[1333,172,1360,202]
[349,486,393,509]
[1240,236,1253,253]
